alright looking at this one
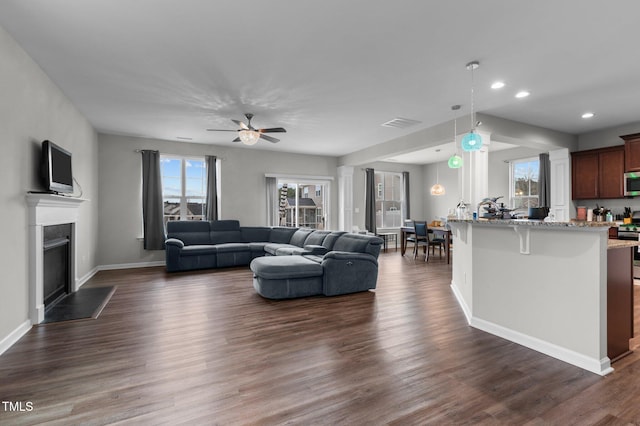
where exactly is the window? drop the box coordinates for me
[375,171,402,228]
[277,179,330,229]
[510,157,539,209]
[161,155,207,224]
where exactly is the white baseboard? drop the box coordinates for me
[76,266,99,290]
[0,320,31,356]
[449,281,471,325]
[470,316,613,376]
[98,260,165,271]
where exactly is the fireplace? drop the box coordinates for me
[27,193,86,324]
[43,224,72,308]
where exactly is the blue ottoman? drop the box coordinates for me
[250,256,324,299]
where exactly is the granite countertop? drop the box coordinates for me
[447,218,616,228]
[607,239,640,250]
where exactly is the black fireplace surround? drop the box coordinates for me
[43,223,71,309]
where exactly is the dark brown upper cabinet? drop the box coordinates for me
[621,133,640,172]
[571,146,624,200]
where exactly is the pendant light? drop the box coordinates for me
[447,104,463,168]
[430,151,445,196]
[461,61,483,152]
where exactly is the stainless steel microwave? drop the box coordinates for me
[624,172,640,196]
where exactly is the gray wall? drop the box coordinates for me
[97,133,339,267]
[578,121,640,151]
[422,161,460,221]
[0,25,99,341]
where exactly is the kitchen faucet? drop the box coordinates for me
[477,196,504,219]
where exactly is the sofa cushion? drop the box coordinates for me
[210,220,241,231]
[322,231,347,250]
[214,243,250,253]
[304,230,330,246]
[241,226,272,242]
[332,233,383,257]
[250,256,323,279]
[180,245,219,256]
[210,230,243,244]
[269,227,298,243]
[274,247,306,256]
[264,243,292,256]
[166,221,212,245]
[302,254,324,264]
[289,228,314,247]
[209,220,242,244]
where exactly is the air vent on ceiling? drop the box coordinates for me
[381,117,422,129]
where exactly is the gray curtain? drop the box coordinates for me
[141,150,166,250]
[539,153,551,207]
[266,177,278,226]
[365,168,376,234]
[205,155,218,220]
[402,171,410,222]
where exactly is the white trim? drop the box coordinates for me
[26,193,87,324]
[470,316,613,376]
[450,282,472,324]
[0,320,31,356]
[76,266,99,289]
[98,261,166,271]
[265,173,334,181]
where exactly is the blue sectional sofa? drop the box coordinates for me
[164,220,383,299]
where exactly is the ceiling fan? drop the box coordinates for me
[207,113,286,145]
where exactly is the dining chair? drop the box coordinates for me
[410,221,429,260]
[426,222,446,260]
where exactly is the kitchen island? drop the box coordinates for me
[448,219,636,376]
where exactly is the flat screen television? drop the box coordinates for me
[41,140,74,194]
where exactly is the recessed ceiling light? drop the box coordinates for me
[176,136,193,140]
[581,112,595,119]
[491,81,505,89]
[515,91,530,99]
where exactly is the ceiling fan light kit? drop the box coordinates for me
[207,113,286,145]
[462,60,483,152]
[238,129,260,145]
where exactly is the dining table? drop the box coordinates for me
[400,225,452,264]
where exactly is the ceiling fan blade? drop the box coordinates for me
[232,119,249,130]
[260,134,280,143]
[232,137,241,143]
[259,127,287,133]
[206,129,238,132]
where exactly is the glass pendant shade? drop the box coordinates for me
[430,183,445,196]
[239,130,260,145]
[448,154,463,169]
[461,131,482,151]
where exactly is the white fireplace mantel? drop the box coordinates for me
[26,193,87,324]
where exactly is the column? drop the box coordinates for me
[337,166,354,232]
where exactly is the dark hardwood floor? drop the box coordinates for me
[2,252,640,425]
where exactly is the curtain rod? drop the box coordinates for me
[134,149,224,160]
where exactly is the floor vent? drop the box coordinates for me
[381,117,422,129]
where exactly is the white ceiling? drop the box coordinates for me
[1,1,640,163]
